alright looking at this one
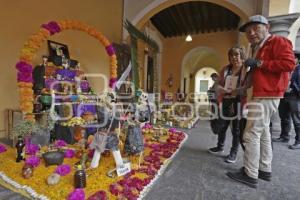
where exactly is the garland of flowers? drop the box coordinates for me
[16,20,118,121]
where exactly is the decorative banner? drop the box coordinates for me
[16,20,118,120]
[115,62,132,90]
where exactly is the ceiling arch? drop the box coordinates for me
[129,0,249,31]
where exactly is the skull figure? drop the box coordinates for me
[22,164,34,179]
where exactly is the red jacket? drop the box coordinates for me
[252,35,295,97]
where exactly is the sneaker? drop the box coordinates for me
[272,137,289,143]
[225,154,237,163]
[208,147,224,154]
[258,170,271,181]
[288,143,300,150]
[226,169,258,188]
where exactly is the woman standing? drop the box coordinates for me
[208,46,250,163]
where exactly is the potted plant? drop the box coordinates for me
[13,120,36,146]
[31,112,56,146]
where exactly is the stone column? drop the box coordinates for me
[268,13,300,37]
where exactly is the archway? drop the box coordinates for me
[194,67,218,102]
[180,46,221,95]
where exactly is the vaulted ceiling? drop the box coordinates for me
[150,1,241,38]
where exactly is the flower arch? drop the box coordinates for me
[15,20,118,121]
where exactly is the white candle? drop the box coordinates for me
[112,150,123,167]
[90,150,101,168]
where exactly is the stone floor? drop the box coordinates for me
[1,120,300,200]
[145,120,300,200]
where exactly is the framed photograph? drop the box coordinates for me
[47,40,70,59]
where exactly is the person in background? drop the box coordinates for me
[227,15,295,188]
[207,73,219,104]
[273,51,300,149]
[208,46,249,163]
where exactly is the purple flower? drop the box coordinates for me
[25,143,40,155]
[41,21,61,35]
[25,155,40,167]
[142,123,152,129]
[68,188,85,200]
[0,144,7,153]
[109,78,117,88]
[54,140,67,148]
[168,128,177,133]
[16,61,33,73]
[105,45,115,56]
[55,164,71,176]
[64,149,75,158]
[109,184,121,196]
[17,72,33,82]
[88,190,107,200]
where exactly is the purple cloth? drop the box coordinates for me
[45,78,60,90]
[80,81,90,92]
[77,104,97,115]
[41,21,61,35]
[57,69,76,80]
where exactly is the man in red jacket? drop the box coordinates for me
[227,15,295,188]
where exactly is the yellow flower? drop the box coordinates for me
[17,82,33,88]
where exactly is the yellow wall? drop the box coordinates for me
[161,30,239,94]
[0,0,123,137]
[269,0,291,16]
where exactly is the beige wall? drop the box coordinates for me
[269,0,291,16]
[0,0,123,137]
[161,30,240,94]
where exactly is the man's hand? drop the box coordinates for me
[245,58,262,69]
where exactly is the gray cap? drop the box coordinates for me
[239,15,269,32]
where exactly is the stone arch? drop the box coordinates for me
[180,46,221,93]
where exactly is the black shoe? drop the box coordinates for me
[208,147,224,154]
[289,143,300,150]
[272,137,289,143]
[225,153,237,163]
[258,170,271,181]
[227,170,258,188]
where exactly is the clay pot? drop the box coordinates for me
[75,150,84,159]
[42,151,64,167]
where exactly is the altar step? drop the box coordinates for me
[0,185,28,199]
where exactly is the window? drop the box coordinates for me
[199,80,209,93]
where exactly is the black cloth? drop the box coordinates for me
[278,64,300,143]
[278,95,300,143]
[53,124,74,144]
[216,98,242,155]
[32,65,45,93]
